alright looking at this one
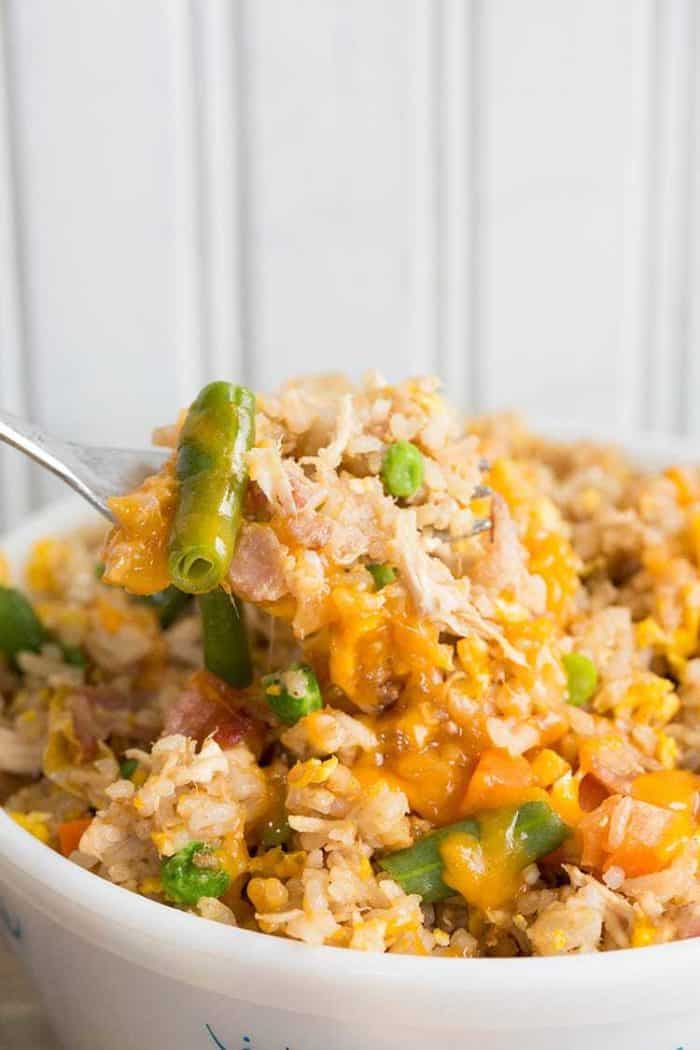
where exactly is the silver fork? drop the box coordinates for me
[0,409,169,522]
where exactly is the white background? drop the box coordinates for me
[0,0,699,531]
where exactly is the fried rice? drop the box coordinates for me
[2,372,700,958]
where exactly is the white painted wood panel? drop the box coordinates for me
[644,0,697,434]
[4,0,187,511]
[0,2,31,531]
[241,0,431,390]
[477,0,653,427]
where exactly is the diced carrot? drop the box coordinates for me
[459,747,534,814]
[58,818,92,857]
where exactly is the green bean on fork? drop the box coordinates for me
[168,382,255,594]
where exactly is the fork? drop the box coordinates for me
[0,409,169,523]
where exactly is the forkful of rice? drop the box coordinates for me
[0,381,493,690]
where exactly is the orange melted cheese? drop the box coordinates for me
[631,769,700,816]
[102,466,176,594]
[440,808,531,910]
[353,681,479,823]
[488,458,580,621]
[629,769,700,870]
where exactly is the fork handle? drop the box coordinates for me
[0,409,168,521]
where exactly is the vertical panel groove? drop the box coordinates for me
[0,3,31,528]
[196,0,246,385]
[437,0,478,410]
[411,0,438,378]
[233,0,253,389]
[679,1,698,435]
[616,0,655,433]
[643,0,695,434]
[468,0,482,412]
[168,0,206,403]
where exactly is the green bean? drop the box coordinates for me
[512,800,570,862]
[563,652,598,707]
[168,381,255,594]
[378,801,569,904]
[199,588,252,688]
[367,563,396,590]
[261,662,322,725]
[381,441,424,499]
[0,586,47,660]
[136,585,191,629]
[378,817,479,903]
[161,841,231,905]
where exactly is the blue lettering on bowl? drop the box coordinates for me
[0,897,21,941]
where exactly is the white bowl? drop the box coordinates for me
[1,433,700,1050]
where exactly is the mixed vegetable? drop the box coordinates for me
[379,801,569,905]
[168,381,255,594]
[161,841,231,906]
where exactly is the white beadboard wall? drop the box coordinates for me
[0,0,699,530]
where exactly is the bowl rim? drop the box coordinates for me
[2,423,700,1010]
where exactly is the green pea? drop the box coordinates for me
[161,841,231,905]
[367,563,396,590]
[261,662,322,725]
[94,562,106,580]
[381,441,424,499]
[119,758,139,781]
[563,652,598,707]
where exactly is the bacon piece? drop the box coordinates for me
[164,669,260,749]
[228,523,288,603]
[578,734,646,795]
